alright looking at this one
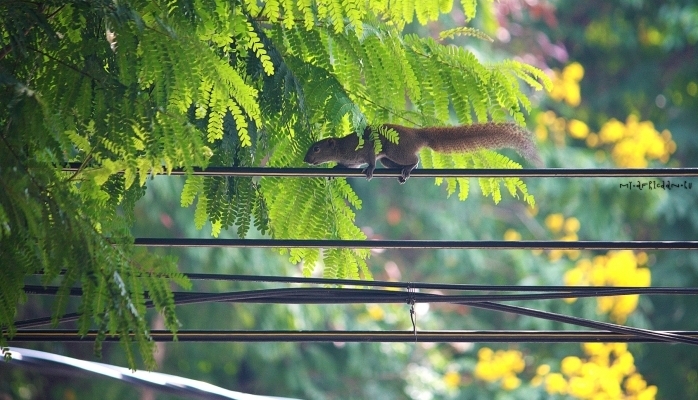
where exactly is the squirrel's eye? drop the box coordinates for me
[313,146,321,153]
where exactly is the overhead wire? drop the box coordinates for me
[18,283,698,344]
[63,164,698,178]
[10,329,698,343]
[18,167,694,345]
[131,238,698,249]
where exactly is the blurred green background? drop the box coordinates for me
[3,0,698,399]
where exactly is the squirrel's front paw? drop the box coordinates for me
[363,166,375,181]
[398,171,411,184]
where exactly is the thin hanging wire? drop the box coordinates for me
[10,329,698,344]
[63,164,698,178]
[131,237,698,249]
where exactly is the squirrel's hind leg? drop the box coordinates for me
[380,158,418,184]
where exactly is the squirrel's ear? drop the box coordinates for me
[327,138,336,148]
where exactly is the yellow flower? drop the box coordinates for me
[545,373,568,395]
[581,359,602,375]
[564,267,585,286]
[631,268,651,287]
[545,213,565,233]
[611,351,636,376]
[474,348,526,389]
[478,347,494,361]
[563,62,585,81]
[611,295,639,323]
[367,304,385,320]
[565,84,582,107]
[568,119,590,139]
[613,139,647,167]
[501,374,521,391]
[443,371,461,388]
[605,251,637,285]
[583,343,609,357]
[603,116,675,166]
[561,356,583,376]
[474,362,497,382]
[549,64,584,107]
[637,385,658,400]
[537,364,551,376]
[568,376,595,399]
[610,343,628,356]
[504,229,522,241]
[599,119,625,143]
[599,374,622,398]
[564,217,581,233]
[536,344,654,400]
[503,350,525,373]
[624,373,647,393]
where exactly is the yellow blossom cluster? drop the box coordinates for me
[533,343,657,400]
[474,348,525,391]
[549,62,584,106]
[535,110,572,146]
[537,110,676,167]
[564,250,651,323]
[540,214,581,261]
[598,116,676,167]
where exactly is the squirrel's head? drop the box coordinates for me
[304,138,338,165]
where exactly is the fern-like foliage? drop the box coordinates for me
[439,27,493,42]
[1,0,546,366]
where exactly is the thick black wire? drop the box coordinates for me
[471,302,698,345]
[63,164,698,178]
[18,286,698,344]
[133,238,698,249]
[23,285,698,302]
[10,329,698,343]
[177,272,698,294]
[33,270,698,293]
[47,166,698,345]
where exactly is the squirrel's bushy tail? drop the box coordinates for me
[420,123,542,167]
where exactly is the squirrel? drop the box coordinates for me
[304,123,542,183]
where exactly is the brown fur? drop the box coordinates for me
[304,123,541,183]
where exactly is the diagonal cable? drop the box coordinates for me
[471,301,698,345]
[17,286,698,344]
[33,270,698,294]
